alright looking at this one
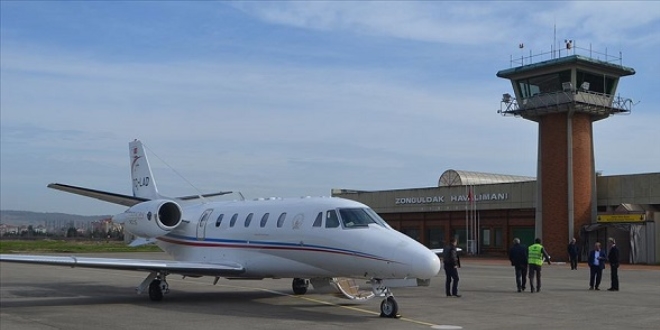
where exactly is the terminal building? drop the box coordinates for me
[333,170,659,264]
[333,45,659,264]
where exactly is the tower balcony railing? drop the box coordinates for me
[498,90,634,120]
[510,43,624,68]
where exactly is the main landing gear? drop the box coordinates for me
[137,271,170,301]
[292,278,309,295]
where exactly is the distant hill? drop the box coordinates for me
[0,210,110,225]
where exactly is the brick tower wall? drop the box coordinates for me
[538,112,594,260]
[539,113,569,259]
[571,113,594,241]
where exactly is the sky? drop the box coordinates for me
[1,1,659,216]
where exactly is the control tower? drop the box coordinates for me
[497,44,635,259]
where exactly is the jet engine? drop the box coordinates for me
[113,199,183,238]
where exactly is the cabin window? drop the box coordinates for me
[215,214,224,228]
[277,213,287,228]
[338,208,378,228]
[312,212,322,227]
[260,213,270,227]
[229,213,238,227]
[245,213,254,227]
[325,210,340,228]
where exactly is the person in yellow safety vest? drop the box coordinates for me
[527,238,551,293]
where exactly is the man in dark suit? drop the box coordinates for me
[567,238,579,270]
[607,237,620,291]
[588,242,607,290]
[443,237,461,297]
[509,238,528,292]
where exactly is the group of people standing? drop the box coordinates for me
[587,238,620,291]
[442,236,621,297]
[566,237,620,290]
[508,238,551,292]
[508,237,620,292]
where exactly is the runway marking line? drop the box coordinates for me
[215,283,438,328]
[55,269,447,328]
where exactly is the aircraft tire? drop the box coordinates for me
[292,278,308,295]
[149,279,164,301]
[379,296,398,318]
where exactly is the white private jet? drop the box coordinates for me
[0,139,441,318]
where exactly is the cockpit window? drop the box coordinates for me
[312,212,322,227]
[325,210,340,228]
[338,208,391,229]
[338,208,375,228]
[364,208,392,229]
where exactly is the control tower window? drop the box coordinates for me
[576,70,616,95]
[517,70,571,98]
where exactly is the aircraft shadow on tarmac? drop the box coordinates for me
[0,281,374,323]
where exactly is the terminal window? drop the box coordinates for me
[426,228,444,249]
[401,227,420,241]
[481,228,491,247]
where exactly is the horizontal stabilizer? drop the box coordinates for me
[48,183,148,207]
[177,191,233,201]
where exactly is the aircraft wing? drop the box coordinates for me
[48,183,148,207]
[0,254,245,277]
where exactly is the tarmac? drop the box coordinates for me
[1,252,659,330]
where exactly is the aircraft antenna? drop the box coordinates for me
[142,142,208,203]
[237,191,245,201]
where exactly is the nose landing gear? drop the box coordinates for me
[380,296,399,318]
[371,279,400,318]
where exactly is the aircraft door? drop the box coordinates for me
[197,209,214,241]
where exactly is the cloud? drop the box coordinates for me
[231,2,515,45]
[1,1,658,214]
[233,1,660,50]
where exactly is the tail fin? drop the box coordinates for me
[129,139,160,200]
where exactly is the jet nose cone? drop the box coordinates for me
[413,249,441,279]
